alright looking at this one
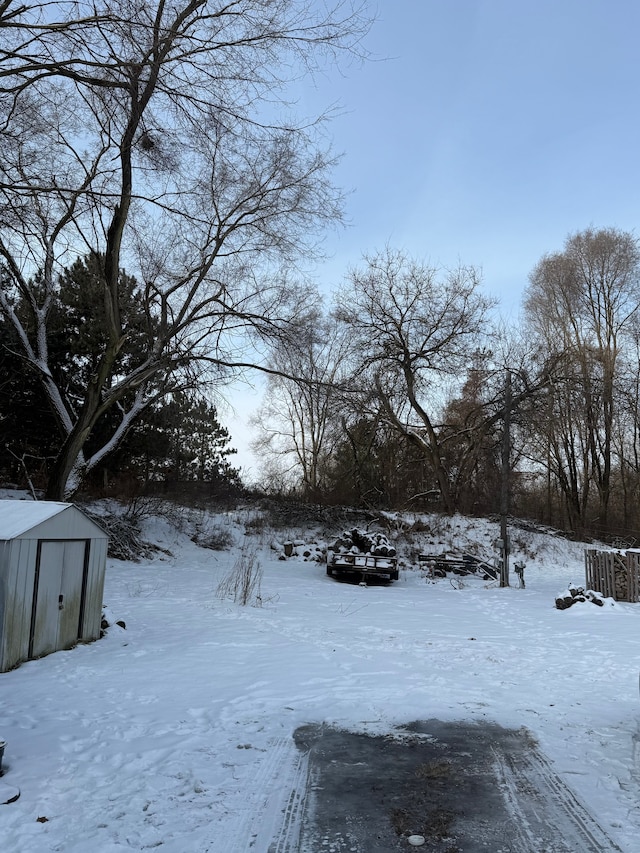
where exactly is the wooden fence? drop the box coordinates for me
[584,549,640,602]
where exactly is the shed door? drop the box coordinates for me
[30,540,89,659]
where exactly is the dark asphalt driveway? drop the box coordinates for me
[288,720,625,853]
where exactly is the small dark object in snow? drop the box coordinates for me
[116,620,126,629]
[0,782,20,804]
[37,816,48,822]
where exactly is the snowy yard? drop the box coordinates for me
[1,506,640,852]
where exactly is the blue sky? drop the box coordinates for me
[303,0,640,316]
[226,0,640,470]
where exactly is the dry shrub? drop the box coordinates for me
[216,545,263,606]
[244,513,269,534]
[192,521,234,551]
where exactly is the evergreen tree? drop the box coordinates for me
[113,393,240,490]
[1,254,240,495]
[0,315,58,485]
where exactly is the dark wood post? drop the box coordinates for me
[500,370,512,587]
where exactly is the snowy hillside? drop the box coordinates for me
[1,500,640,851]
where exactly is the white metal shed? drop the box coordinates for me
[0,500,108,672]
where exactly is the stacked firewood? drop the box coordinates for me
[555,584,605,609]
[331,528,397,558]
[101,606,126,632]
[614,568,629,601]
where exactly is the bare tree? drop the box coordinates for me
[524,227,640,532]
[604,316,640,531]
[251,313,350,499]
[0,0,370,499]
[335,248,496,513]
[435,326,561,517]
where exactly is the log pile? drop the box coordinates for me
[276,540,325,562]
[555,584,605,610]
[614,567,630,601]
[330,528,396,558]
[101,606,126,633]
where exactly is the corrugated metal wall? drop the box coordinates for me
[1,538,39,670]
[83,535,108,641]
[0,506,108,672]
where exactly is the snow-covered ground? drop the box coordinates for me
[1,501,640,852]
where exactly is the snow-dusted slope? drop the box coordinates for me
[1,504,639,851]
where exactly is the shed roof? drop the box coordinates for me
[0,500,71,539]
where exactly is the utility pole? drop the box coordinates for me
[500,370,512,587]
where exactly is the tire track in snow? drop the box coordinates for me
[218,736,309,853]
[492,745,625,852]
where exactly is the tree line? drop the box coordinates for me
[253,230,640,542]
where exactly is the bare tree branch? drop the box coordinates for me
[0,0,372,498]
